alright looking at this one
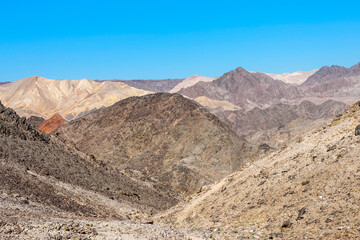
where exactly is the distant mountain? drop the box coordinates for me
[0,101,178,219]
[37,114,67,133]
[0,76,151,119]
[300,62,360,99]
[0,82,10,85]
[264,69,318,85]
[217,100,347,147]
[55,93,256,194]
[96,78,184,92]
[178,67,300,109]
[169,75,217,93]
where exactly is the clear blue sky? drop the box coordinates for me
[1,0,360,82]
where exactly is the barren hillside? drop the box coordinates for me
[159,101,360,239]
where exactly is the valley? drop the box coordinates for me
[1,62,360,239]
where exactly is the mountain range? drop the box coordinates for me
[1,61,360,238]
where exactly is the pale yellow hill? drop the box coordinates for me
[0,76,151,119]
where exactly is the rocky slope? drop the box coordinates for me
[217,100,347,147]
[159,101,360,239]
[0,101,179,219]
[0,76,151,119]
[97,78,184,92]
[55,93,256,194]
[178,67,301,109]
[25,116,44,128]
[37,114,67,134]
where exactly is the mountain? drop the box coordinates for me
[169,75,217,93]
[55,93,256,194]
[159,101,360,239]
[264,69,318,85]
[0,101,179,219]
[177,67,301,109]
[299,63,360,102]
[37,114,67,133]
[0,82,9,86]
[217,100,347,147]
[96,78,184,92]
[0,76,151,119]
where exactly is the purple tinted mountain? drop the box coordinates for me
[178,67,300,109]
[299,62,360,100]
[0,101,179,218]
[96,78,184,92]
[55,93,256,194]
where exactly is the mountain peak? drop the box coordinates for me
[233,66,248,73]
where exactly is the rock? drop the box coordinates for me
[296,207,306,220]
[301,180,310,186]
[281,220,292,229]
[327,145,337,151]
[355,124,360,136]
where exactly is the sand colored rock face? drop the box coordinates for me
[0,76,151,119]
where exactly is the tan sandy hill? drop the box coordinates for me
[0,76,151,119]
[159,101,360,239]
[169,75,217,93]
[264,69,318,85]
[55,93,257,195]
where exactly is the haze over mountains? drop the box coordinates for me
[1,61,360,238]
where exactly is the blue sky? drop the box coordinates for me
[1,0,360,82]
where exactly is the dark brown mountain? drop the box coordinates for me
[96,78,184,92]
[0,82,9,85]
[0,101,179,218]
[25,116,45,128]
[178,67,300,109]
[217,100,347,137]
[55,93,256,194]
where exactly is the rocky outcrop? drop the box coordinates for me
[37,114,67,133]
[25,116,44,128]
[55,93,256,194]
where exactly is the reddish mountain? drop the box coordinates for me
[37,114,67,133]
